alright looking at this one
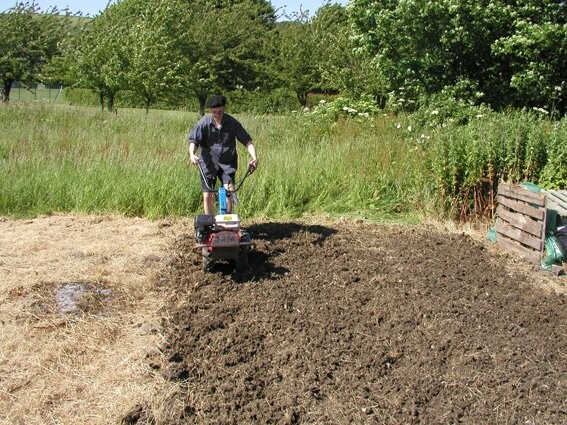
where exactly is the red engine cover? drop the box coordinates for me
[208,231,240,248]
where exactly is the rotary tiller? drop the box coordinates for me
[193,161,255,272]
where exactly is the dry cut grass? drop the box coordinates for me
[0,214,192,424]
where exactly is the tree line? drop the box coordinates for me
[1,0,565,116]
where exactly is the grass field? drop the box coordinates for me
[1,101,564,222]
[0,103,431,221]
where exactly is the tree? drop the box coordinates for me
[310,3,347,94]
[122,0,189,112]
[0,2,70,102]
[61,0,275,113]
[350,0,494,104]
[177,0,276,114]
[275,19,320,107]
[63,2,132,112]
[349,0,566,113]
[311,3,388,104]
[492,1,567,115]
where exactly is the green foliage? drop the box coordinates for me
[63,87,98,106]
[492,3,567,116]
[124,0,190,112]
[226,88,299,114]
[425,110,565,218]
[3,0,565,120]
[0,2,71,102]
[310,4,356,96]
[349,0,567,114]
[407,83,491,128]
[63,87,200,110]
[275,20,320,106]
[63,2,133,111]
[62,0,277,113]
[175,0,276,114]
[62,86,293,113]
[539,120,567,189]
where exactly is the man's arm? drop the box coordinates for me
[189,141,199,164]
[246,141,258,171]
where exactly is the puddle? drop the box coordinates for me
[55,282,112,314]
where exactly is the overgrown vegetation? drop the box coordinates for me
[1,0,565,222]
[1,0,565,116]
[1,103,564,221]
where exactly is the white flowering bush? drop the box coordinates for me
[305,96,381,121]
[409,85,494,131]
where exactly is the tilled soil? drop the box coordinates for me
[156,221,566,425]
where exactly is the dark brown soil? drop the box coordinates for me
[156,221,567,424]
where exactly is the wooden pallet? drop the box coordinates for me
[546,190,567,219]
[495,183,547,264]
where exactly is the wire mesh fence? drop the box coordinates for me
[10,85,65,103]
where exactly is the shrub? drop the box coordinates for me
[227,88,299,114]
[306,95,381,122]
[539,119,567,189]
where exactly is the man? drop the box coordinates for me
[188,94,258,215]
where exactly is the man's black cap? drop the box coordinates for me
[206,95,226,108]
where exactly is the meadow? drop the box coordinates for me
[0,103,429,221]
[1,101,564,222]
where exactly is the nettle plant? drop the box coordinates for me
[426,109,560,219]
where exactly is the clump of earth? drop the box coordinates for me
[148,221,566,424]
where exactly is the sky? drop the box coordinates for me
[0,0,348,19]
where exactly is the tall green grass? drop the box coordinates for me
[1,103,563,221]
[0,104,429,221]
[1,105,195,218]
[235,114,428,220]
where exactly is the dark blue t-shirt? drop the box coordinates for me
[188,113,251,177]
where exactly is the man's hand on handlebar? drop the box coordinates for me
[248,159,258,173]
[190,153,200,165]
